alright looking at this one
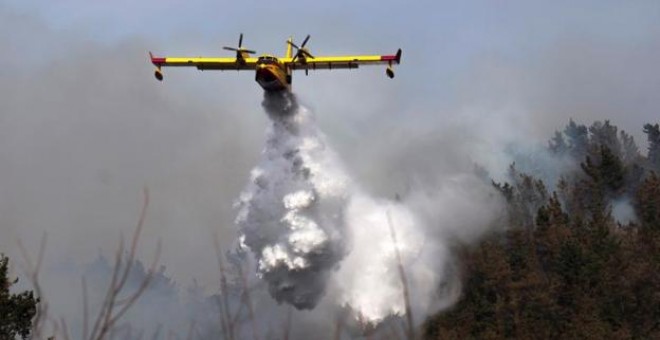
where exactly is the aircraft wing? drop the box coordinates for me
[285,49,401,71]
[150,54,258,71]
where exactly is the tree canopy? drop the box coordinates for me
[0,255,38,340]
[425,120,660,339]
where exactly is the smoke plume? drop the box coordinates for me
[234,91,502,331]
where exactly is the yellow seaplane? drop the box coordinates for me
[149,34,402,92]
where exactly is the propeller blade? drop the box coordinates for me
[302,50,315,59]
[239,33,243,48]
[301,35,310,48]
[223,46,239,51]
[243,49,256,54]
[289,35,312,61]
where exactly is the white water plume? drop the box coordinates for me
[333,194,449,326]
[235,92,351,309]
[234,92,462,328]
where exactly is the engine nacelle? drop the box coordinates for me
[386,66,394,79]
[154,68,163,81]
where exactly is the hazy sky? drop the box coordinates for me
[5,1,659,133]
[2,0,660,298]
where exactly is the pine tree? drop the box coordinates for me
[643,123,660,170]
[548,131,568,155]
[0,255,38,340]
[619,130,640,165]
[589,120,622,159]
[425,120,660,339]
[564,119,589,160]
[636,172,660,232]
[492,164,549,229]
[598,145,626,193]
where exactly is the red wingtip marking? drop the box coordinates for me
[150,54,166,65]
[149,51,165,65]
[381,49,402,63]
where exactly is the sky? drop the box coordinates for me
[5,1,659,132]
[1,0,660,332]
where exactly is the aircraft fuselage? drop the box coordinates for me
[255,55,290,92]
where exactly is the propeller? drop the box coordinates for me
[223,33,256,61]
[288,34,315,64]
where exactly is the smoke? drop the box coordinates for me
[4,2,659,338]
[333,194,450,325]
[234,91,505,331]
[612,197,637,225]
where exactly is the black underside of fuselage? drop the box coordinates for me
[255,65,289,92]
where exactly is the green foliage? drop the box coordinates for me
[643,123,660,170]
[548,131,568,155]
[619,130,640,165]
[425,120,660,339]
[493,164,548,229]
[0,255,38,340]
[636,172,660,231]
[563,119,589,159]
[589,120,621,158]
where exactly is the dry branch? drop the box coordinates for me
[87,187,161,340]
[213,234,234,340]
[386,210,415,340]
[17,232,51,339]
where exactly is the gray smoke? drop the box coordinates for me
[234,91,506,331]
[4,2,660,338]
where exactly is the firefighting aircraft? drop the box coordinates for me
[149,34,402,92]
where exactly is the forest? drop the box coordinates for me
[2,120,659,339]
[425,120,660,339]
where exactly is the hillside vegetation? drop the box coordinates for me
[425,121,660,339]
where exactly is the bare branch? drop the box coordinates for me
[214,295,229,340]
[88,187,157,340]
[237,262,259,340]
[17,233,49,338]
[213,233,234,340]
[387,210,415,340]
[83,276,89,340]
[107,241,161,327]
[89,236,124,340]
[115,187,150,296]
[282,306,292,340]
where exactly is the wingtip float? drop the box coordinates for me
[149,34,402,92]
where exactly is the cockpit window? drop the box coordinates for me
[258,56,279,64]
